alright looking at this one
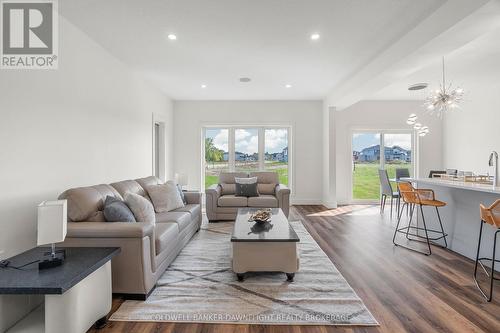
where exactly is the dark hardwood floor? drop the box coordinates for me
[89,205,500,333]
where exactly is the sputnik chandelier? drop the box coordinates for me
[424,57,464,117]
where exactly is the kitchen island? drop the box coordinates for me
[407,178,500,262]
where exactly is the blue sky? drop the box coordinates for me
[352,133,411,152]
[206,128,288,154]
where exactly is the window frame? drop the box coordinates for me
[201,125,292,191]
[349,128,416,204]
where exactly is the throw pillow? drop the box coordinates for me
[220,183,236,195]
[103,196,136,222]
[177,184,187,205]
[258,183,276,195]
[146,181,185,213]
[235,177,258,184]
[124,193,155,224]
[235,182,259,197]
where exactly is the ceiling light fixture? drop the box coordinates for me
[239,77,251,83]
[167,34,177,40]
[201,84,207,88]
[424,57,464,117]
[285,84,292,88]
[406,113,418,125]
[310,33,320,40]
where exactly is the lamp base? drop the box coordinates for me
[39,249,66,270]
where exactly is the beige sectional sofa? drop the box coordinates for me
[205,172,290,221]
[58,176,202,300]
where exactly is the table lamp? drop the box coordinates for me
[37,200,67,269]
[175,172,188,190]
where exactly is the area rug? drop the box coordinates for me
[110,220,378,326]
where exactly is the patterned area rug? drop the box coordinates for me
[110,220,378,326]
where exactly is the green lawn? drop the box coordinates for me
[204,161,288,189]
[353,163,410,200]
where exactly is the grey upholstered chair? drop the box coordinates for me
[395,168,410,180]
[378,169,399,217]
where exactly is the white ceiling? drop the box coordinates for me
[60,0,445,100]
[371,28,500,101]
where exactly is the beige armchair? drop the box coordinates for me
[205,172,290,221]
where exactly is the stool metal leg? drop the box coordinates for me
[435,207,448,248]
[473,221,500,302]
[419,205,432,255]
[489,230,498,301]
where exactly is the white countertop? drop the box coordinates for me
[406,177,500,195]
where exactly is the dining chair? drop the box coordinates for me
[395,168,410,180]
[378,169,399,217]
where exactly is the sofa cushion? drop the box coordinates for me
[155,222,179,255]
[111,180,150,201]
[135,176,162,191]
[220,183,236,195]
[258,183,276,195]
[248,195,278,208]
[218,172,248,184]
[249,172,279,184]
[173,204,201,219]
[58,184,121,222]
[155,211,192,231]
[124,193,156,224]
[103,196,136,222]
[146,181,184,213]
[218,195,248,207]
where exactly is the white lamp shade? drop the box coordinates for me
[37,200,67,246]
[175,173,188,186]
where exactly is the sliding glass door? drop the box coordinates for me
[352,131,413,201]
[203,127,290,189]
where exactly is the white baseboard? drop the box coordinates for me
[290,198,323,205]
[321,200,338,209]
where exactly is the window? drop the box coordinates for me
[203,126,290,189]
[204,128,229,189]
[235,128,259,172]
[264,129,289,185]
[352,131,414,201]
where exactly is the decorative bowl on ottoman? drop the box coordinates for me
[248,209,272,223]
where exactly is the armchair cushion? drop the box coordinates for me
[221,183,236,195]
[257,183,276,195]
[218,195,248,207]
[248,195,278,208]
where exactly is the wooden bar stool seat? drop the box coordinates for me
[473,199,500,302]
[392,182,448,255]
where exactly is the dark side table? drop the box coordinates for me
[0,247,120,333]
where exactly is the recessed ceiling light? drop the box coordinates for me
[201,84,207,88]
[310,33,320,40]
[285,84,292,88]
[239,77,251,83]
[167,34,177,40]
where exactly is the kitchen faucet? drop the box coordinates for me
[489,151,499,187]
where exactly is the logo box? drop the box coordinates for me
[1,0,58,69]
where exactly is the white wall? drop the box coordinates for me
[173,100,323,204]
[334,100,443,204]
[0,14,173,331]
[443,85,500,174]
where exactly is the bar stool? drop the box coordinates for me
[392,182,448,255]
[473,199,500,302]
